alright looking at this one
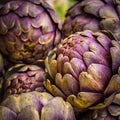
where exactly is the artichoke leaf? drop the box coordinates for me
[45,49,57,78]
[89,92,116,110]
[43,79,66,99]
[67,92,102,110]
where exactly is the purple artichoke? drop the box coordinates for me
[0,91,76,120]
[44,30,120,112]
[3,61,46,99]
[62,0,120,40]
[0,0,61,63]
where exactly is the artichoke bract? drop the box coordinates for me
[0,91,76,120]
[78,93,120,120]
[3,61,46,99]
[62,0,120,40]
[0,0,61,63]
[44,30,120,112]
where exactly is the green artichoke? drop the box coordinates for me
[0,0,61,63]
[3,61,46,99]
[62,0,120,40]
[44,30,120,112]
[0,91,76,120]
[77,92,120,120]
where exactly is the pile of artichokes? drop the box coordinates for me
[0,0,120,119]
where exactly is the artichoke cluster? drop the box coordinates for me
[0,0,120,120]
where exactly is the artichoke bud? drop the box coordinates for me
[44,30,120,112]
[62,0,120,41]
[0,92,76,120]
[3,61,46,99]
[0,0,61,63]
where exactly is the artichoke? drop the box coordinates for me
[3,61,46,99]
[0,0,61,63]
[44,30,120,112]
[62,0,120,40]
[0,91,76,120]
[77,92,120,120]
